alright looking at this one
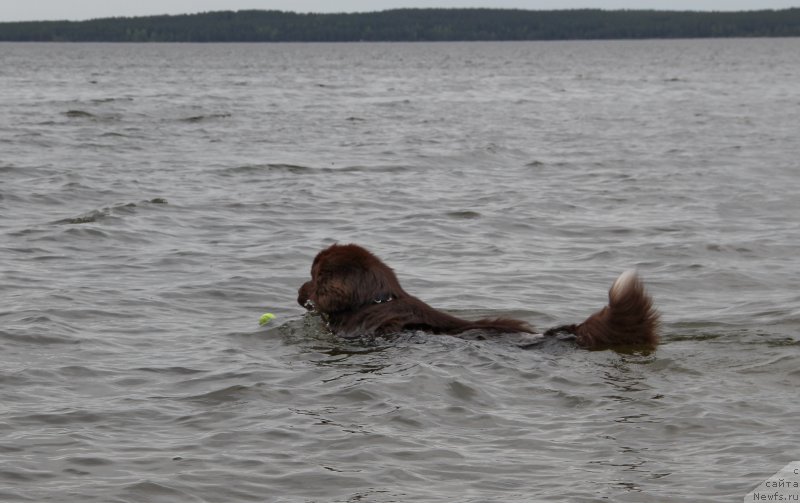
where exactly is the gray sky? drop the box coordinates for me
[1,1,798,22]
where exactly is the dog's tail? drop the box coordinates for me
[546,270,660,349]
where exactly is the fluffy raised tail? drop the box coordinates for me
[547,271,660,349]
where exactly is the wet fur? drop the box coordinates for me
[298,244,659,349]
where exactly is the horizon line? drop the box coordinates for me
[3,6,799,24]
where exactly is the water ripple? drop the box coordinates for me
[1,39,799,503]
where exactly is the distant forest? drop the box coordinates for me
[1,8,800,42]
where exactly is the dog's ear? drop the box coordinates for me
[317,261,395,314]
[313,266,363,313]
[309,243,402,314]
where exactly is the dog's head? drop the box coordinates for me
[298,244,403,314]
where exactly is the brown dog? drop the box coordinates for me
[298,243,659,349]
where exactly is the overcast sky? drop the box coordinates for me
[1,1,798,22]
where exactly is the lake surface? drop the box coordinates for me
[1,39,799,502]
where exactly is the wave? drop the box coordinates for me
[57,198,168,225]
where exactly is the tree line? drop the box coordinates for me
[1,8,799,42]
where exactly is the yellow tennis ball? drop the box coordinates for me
[258,313,276,326]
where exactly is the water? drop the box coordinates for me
[1,39,799,502]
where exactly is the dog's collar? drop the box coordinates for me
[373,294,394,304]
